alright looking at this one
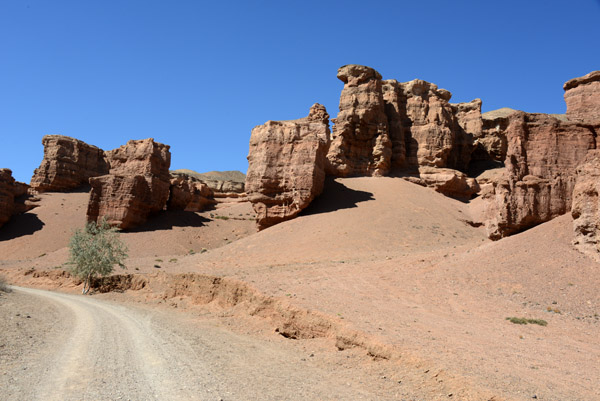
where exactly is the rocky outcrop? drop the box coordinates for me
[87,139,171,229]
[325,64,479,199]
[246,103,330,229]
[381,79,477,172]
[0,169,37,228]
[88,175,157,229]
[105,139,171,181]
[170,169,246,200]
[564,70,600,124]
[0,169,16,227]
[168,175,215,212]
[481,112,595,239]
[472,108,515,164]
[30,135,109,192]
[571,150,600,260]
[326,65,391,177]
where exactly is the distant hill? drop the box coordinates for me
[170,169,246,183]
[483,107,568,122]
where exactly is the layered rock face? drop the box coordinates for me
[481,112,595,239]
[472,108,515,164]
[325,65,480,200]
[246,103,330,229]
[326,65,391,177]
[168,175,215,212]
[564,70,600,124]
[0,169,36,228]
[0,169,16,227]
[30,135,109,192]
[170,169,246,200]
[87,139,171,229]
[571,150,600,260]
[381,79,477,172]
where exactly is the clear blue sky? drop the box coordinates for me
[1,0,599,183]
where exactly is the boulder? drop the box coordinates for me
[246,103,330,229]
[87,139,171,229]
[564,70,600,124]
[327,65,392,177]
[30,135,109,192]
[168,175,215,212]
[482,112,595,239]
[571,150,600,260]
[403,167,479,200]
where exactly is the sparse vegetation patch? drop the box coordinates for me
[0,275,12,293]
[506,317,548,326]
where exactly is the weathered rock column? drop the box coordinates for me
[246,103,330,229]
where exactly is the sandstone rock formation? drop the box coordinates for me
[0,169,16,227]
[246,103,330,229]
[381,79,477,172]
[327,65,391,177]
[325,64,480,199]
[564,70,600,124]
[170,169,246,201]
[571,150,600,260]
[30,135,109,192]
[481,112,595,239]
[472,108,514,165]
[87,139,171,229]
[105,138,171,181]
[168,175,215,212]
[0,169,37,228]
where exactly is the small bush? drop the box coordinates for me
[67,219,128,294]
[0,276,12,293]
[506,317,548,326]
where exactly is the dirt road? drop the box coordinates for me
[1,287,399,401]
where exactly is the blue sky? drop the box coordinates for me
[1,0,599,183]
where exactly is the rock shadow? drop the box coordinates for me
[126,210,210,232]
[300,177,374,216]
[0,213,45,241]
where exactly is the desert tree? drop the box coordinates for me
[67,219,128,294]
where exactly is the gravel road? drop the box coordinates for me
[1,287,398,401]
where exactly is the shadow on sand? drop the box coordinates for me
[0,213,45,241]
[126,210,211,232]
[300,177,374,216]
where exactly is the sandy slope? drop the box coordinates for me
[0,191,256,265]
[1,177,598,400]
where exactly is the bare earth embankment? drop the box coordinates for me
[1,177,599,400]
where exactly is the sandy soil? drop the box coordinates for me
[1,177,598,400]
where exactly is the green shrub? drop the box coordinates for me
[0,276,11,293]
[67,219,128,294]
[506,317,547,326]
